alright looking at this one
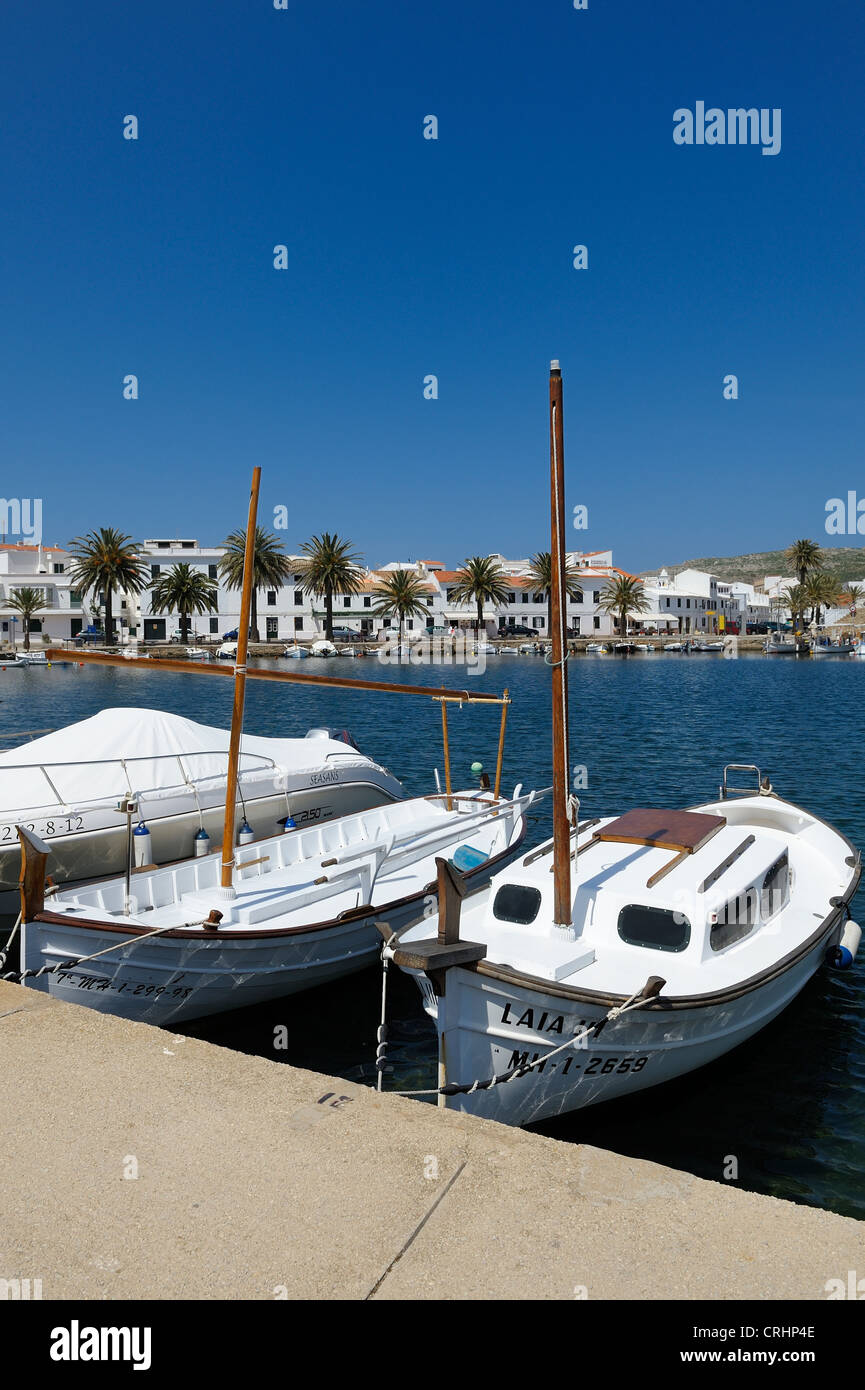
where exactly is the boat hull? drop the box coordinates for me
[21,805,528,1025]
[412,921,842,1127]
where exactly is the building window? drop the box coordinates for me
[294,590,303,605]
[686,599,690,609]
[522,593,528,604]
[426,597,433,606]
[407,620,413,630]
[208,564,218,579]
[151,564,160,578]
[181,541,194,549]
[343,596,350,608]
[294,616,303,631]
[509,592,516,604]
[593,591,600,603]
[574,589,583,604]
[209,617,218,634]
[593,616,600,629]
[363,596,371,608]
[53,563,64,574]
[267,590,276,606]
[666,598,670,608]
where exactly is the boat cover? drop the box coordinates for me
[0,708,372,815]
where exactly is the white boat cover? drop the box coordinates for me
[0,708,374,815]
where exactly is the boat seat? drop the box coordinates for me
[593,808,725,854]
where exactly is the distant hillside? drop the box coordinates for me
[654,546,865,586]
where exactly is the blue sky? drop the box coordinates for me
[1,0,863,573]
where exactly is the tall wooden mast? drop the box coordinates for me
[220,467,261,894]
[549,360,572,928]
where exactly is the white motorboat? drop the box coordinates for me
[384,362,862,1128]
[0,708,404,908]
[184,648,210,661]
[17,786,533,1025]
[283,644,309,659]
[0,654,28,668]
[764,637,797,654]
[585,642,610,654]
[663,641,684,652]
[216,641,237,659]
[690,639,724,653]
[310,639,338,658]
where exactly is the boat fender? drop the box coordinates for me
[827,920,861,970]
[238,819,254,846]
[282,814,297,832]
[194,827,211,857]
[133,821,153,868]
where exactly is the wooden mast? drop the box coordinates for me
[549,360,572,928]
[220,467,261,893]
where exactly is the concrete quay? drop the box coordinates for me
[1,978,861,1301]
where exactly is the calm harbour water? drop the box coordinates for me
[2,651,864,1219]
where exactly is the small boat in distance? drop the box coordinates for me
[765,636,798,654]
[283,644,309,659]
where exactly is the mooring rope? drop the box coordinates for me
[381,983,659,1099]
[1,914,217,985]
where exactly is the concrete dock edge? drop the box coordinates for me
[1,980,861,1301]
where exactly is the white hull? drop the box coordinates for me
[21,790,531,1025]
[412,928,833,1126]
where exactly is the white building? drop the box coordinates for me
[0,543,98,647]
[639,567,738,635]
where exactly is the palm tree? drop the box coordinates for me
[782,583,808,632]
[219,526,293,641]
[598,575,646,638]
[150,564,219,644]
[448,556,510,636]
[296,532,365,641]
[525,552,584,636]
[786,538,823,586]
[803,571,841,626]
[840,583,864,619]
[68,528,150,645]
[7,587,45,652]
[372,570,430,649]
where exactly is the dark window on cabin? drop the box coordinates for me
[492,884,542,925]
[710,887,758,952]
[618,904,690,952]
[760,852,789,921]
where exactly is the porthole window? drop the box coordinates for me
[617,904,690,953]
[492,884,542,925]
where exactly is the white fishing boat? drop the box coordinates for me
[690,639,724,653]
[184,647,210,661]
[663,641,684,652]
[764,636,797,654]
[0,654,28,668]
[216,641,237,658]
[310,639,338,658]
[0,708,404,908]
[811,639,854,657]
[17,786,533,1025]
[585,642,610,654]
[283,644,309,659]
[383,362,862,1128]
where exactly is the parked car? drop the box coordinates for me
[222,629,239,641]
[329,626,364,642]
[498,624,537,638]
[73,626,105,646]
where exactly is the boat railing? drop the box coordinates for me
[720,764,763,801]
[0,749,281,817]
